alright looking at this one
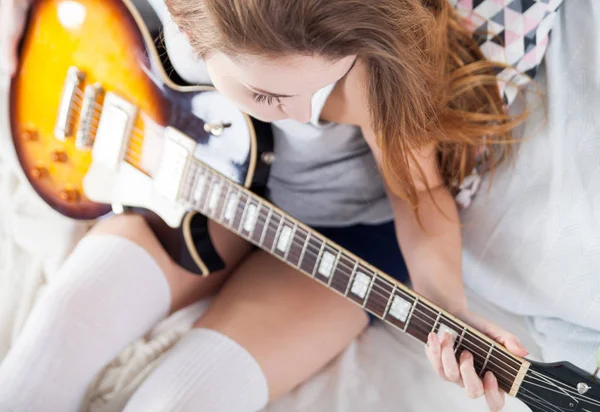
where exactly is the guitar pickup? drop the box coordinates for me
[54,66,85,141]
[75,83,103,151]
[91,92,138,170]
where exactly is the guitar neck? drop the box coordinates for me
[179,159,529,397]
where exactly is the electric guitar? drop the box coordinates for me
[9,0,600,410]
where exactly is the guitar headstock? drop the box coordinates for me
[516,360,600,412]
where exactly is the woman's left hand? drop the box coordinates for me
[424,309,529,412]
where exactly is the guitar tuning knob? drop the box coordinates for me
[59,188,80,202]
[31,166,48,179]
[204,122,231,137]
[261,152,275,165]
[51,150,68,163]
[577,382,591,394]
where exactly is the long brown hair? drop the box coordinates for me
[165,0,525,209]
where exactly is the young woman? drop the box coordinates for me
[0,0,529,410]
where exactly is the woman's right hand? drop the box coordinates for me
[1,0,32,77]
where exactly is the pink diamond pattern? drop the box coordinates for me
[449,0,564,105]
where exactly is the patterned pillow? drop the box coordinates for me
[451,0,564,105]
[450,0,564,209]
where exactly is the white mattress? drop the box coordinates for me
[0,78,541,411]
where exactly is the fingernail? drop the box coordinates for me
[485,371,496,383]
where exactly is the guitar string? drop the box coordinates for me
[194,182,596,402]
[185,166,600,395]
[184,167,600,406]
[518,387,562,412]
[68,91,156,145]
[180,166,527,381]
[524,370,600,407]
[64,89,597,406]
[520,378,588,408]
[117,148,600,407]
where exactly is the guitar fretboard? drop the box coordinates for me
[179,159,526,394]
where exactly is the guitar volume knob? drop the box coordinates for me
[59,188,80,202]
[31,166,48,179]
[23,130,39,141]
[51,150,68,163]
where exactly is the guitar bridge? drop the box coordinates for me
[54,66,85,141]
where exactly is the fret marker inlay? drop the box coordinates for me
[351,272,371,298]
[224,193,238,221]
[243,204,258,232]
[276,226,292,252]
[208,183,221,210]
[437,324,458,342]
[389,295,412,322]
[193,175,206,202]
[317,251,336,278]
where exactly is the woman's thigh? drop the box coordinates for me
[194,250,370,401]
[89,214,253,313]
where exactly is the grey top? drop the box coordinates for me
[148,0,394,227]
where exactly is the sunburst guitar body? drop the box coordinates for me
[9,0,273,275]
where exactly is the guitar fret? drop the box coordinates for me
[296,231,311,269]
[283,223,298,261]
[328,254,349,294]
[403,297,418,332]
[270,216,285,253]
[361,273,377,308]
[264,213,282,251]
[327,251,342,287]
[200,173,215,213]
[258,208,273,246]
[311,242,327,277]
[231,191,248,231]
[224,189,240,223]
[247,202,264,242]
[217,183,232,223]
[383,285,397,318]
[237,195,252,233]
[480,344,495,377]
[344,261,359,297]
[299,235,320,275]
[207,177,222,213]
[364,276,393,318]
[432,311,442,334]
[454,327,468,354]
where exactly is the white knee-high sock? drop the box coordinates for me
[123,328,269,412]
[0,235,171,412]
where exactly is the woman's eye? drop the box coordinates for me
[252,93,280,106]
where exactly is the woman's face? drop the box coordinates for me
[204,51,356,123]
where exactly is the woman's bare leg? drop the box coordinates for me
[123,250,369,411]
